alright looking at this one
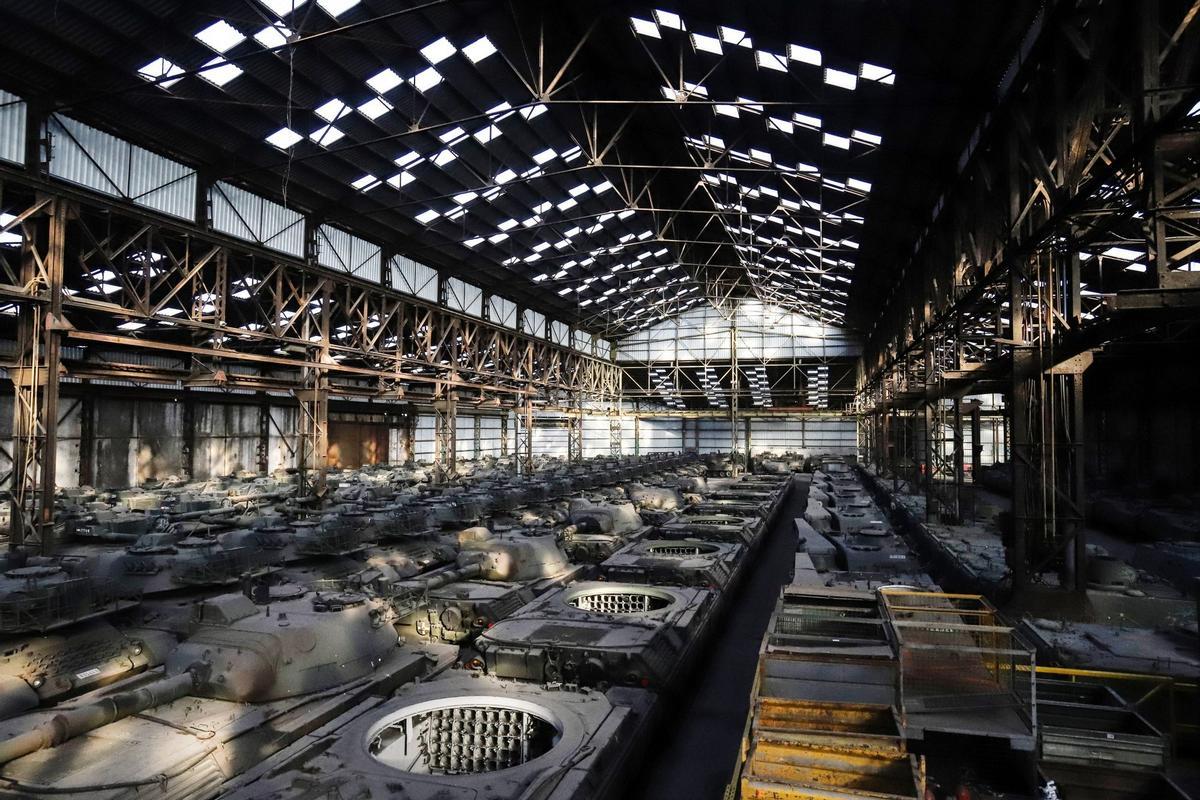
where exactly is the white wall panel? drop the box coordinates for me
[49,115,196,220]
[210,181,305,257]
[522,309,545,338]
[316,224,381,282]
[487,295,517,328]
[391,255,438,302]
[0,91,25,165]
[444,277,483,317]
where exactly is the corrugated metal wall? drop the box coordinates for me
[0,91,26,165]
[316,224,381,283]
[210,181,305,257]
[444,277,483,317]
[391,255,439,302]
[47,115,196,221]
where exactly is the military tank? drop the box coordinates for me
[599,537,746,591]
[0,589,457,799]
[474,581,715,689]
[217,673,657,800]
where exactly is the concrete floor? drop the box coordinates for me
[630,474,810,800]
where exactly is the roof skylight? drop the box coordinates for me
[824,68,858,90]
[195,20,246,53]
[653,9,685,30]
[137,57,184,89]
[366,68,403,94]
[253,23,292,48]
[411,66,443,93]
[315,98,350,122]
[357,96,392,119]
[788,44,822,66]
[630,17,661,38]
[259,0,306,16]
[719,26,752,47]
[691,33,722,55]
[197,57,242,87]
[309,124,345,146]
[316,0,360,17]
[421,37,457,64]
[463,36,498,63]
[755,51,788,72]
[265,127,303,149]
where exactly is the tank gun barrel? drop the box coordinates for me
[0,665,207,766]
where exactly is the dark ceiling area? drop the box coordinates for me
[0,0,1040,337]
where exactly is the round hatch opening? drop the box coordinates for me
[563,585,674,614]
[366,697,560,775]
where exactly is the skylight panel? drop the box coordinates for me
[824,67,858,90]
[562,145,583,161]
[198,57,242,87]
[259,0,306,15]
[793,112,822,130]
[851,129,883,146]
[463,35,498,63]
[473,124,502,143]
[415,209,440,224]
[823,133,850,149]
[788,44,822,66]
[592,180,613,194]
[411,66,443,93]
[532,201,552,214]
[630,17,661,39]
[387,171,415,188]
[366,68,403,94]
[489,233,509,244]
[690,32,722,54]
[432,148,457,167]
[767,117,794,134]
[494,168,517,184]
[309,124,345,146]
[521,215,540,227]
[421,37,457,64]
[749,148,771,163]
[498,218,519,231]
[756,51,788,72]
[520,103,548,120]
[137,57,184,89]
[317,0,360,17]
[395,151,422,168]
[860,62,896,84]
[351,174,379,190]
[315,98,350,122]
[1101,246,1142,261]
[439,126,467,143]
[356,96,392,120]
[532,147,556,164]
[653,9,684,30]
[569,183,590,197]
[195,20,246,53]
[253,23,292,48]
[719,26,751,47]
[714,104,739,118]
[454,191,478,204]
[265,126,302,149]
[464,237,484,248]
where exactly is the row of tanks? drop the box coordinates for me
[0,452,794,800]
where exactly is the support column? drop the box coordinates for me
[296,280,331,498]
[609,396,622,456]
[729,324,740,475]
[515,397,534,475]
[78,384,95,488]
[567,396,583,463]
[499,413,509,459]
[181,392,196,480]
[9,197,69,554]
[472,414,481,461]
[432,386,457,483]
[256,394,270,475]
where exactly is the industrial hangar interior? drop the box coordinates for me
[0,1,1195,798]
